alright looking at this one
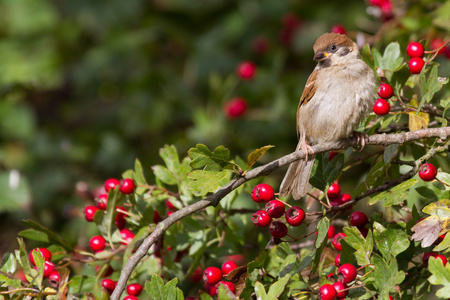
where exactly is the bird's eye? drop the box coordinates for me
[330,44,337,51]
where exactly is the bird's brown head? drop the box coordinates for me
[312,33,358,67]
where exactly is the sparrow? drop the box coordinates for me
[279,33,376,200]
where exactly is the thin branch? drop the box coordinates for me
[110,126,450,300]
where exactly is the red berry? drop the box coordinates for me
[104,178,120,192]
[251,184,274,203]
[349,211,369,228]
[203,267,222,285]
[332,281,348,299]
[358,226,369,238]
[120,229,135,245]
[430,38,446,55]
[331,24,346,34]
[115,206,127,229]
[319,283,337,300]
[369,0,387,7]
[124,296,139,300]
[389,296,393,300]
[89,235,106,252]
[48,270,59,284]
[42,261,55,278]
[339,194,352,204]
[409,57,425,74]
[216,281,235,293]
[422,251,437,267]
[127,283,143,296]
[265,200,286,218]
[97,193,108,210]
[377,83,394,99]
[338,263,357,284]
[84,206,100,222]
[224,97,248,119]
[418,163,437,181]
[285,206,305,226]
[252,210,271,227]
[153,211,161,223]
[328,225,336,239]
[373,98,390,116]
[407,42,424,58]
[332,233,347,251]
[119,179,135,194]
[166,200,176,210]
[328,151,339,161]
[327,183,341,200]
[335,254,341,267]
[101,278,117,293]
[237,61,256,80]
[29,248,52,266]
[269,221,288,238]
[190,266,203,282]
[436,254,448,266]
[205,283,218,296]
[221,260,238,276]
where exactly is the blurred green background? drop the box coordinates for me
[0,0,448,255]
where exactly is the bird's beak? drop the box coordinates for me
[313,52,329,62]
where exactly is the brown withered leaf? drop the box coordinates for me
[225,265,248,297]
[411,216,444,248]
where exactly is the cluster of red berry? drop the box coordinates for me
[373,83,393,116]
[201,260,239,296]
[250,184,306,239]
[28,248,58,282]
[101,279,142,300]
[368,0,393,21]
[407,42,426,74]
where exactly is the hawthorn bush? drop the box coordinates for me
[1,0,450,300]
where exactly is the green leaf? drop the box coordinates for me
[186,170,229,196]
[1,252,18,274]
[423,199,450,218]
[133,158,148,194]
[189,144,232,171]
[433,1,450,30]
[310,153,344,191]
[372,42,403,81]
[355,161,386,196]
[68,275,97,294]
[368,178,417,206]
[254,281,267,300]
[21,220,73,251]
[372,222,409,258]
[372,254,405,299]
[160,145,181,174]
[428,256,450,298]
[434,230,450,252]
[266,275,290,299]
[360,43,375,71]
[18,228,50,242]
[152,165,177,185]
[146,274,183,300]
[344,226,373,266]
[217,283,237,300]
[0,273,22,288]
[419,65,449,111]
[311,217,330,275]
[246,145,274,171]
[96,189,122,247]
[14,238,32,276]
[383,144,398,165]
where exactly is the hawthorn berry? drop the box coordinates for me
[127,283,143,296]
[124,296,138,300]
[48,270,59,284]
[190,266,203,282]
[328,151,339,161]
[377,83,394,99]
[332,281,348,299]
[327,183,341,200]
[422,251,437,267]
[89,235,106,252]
[350,211,369,228]
[373,98,390,116]
[418,163,437,181]
[119,178,135,194]
[358,226,369,238]
[97,193,108,210]
[280,13,301,45]
[205,283,218,296]
[338,263,357,284]
[153,210,161,223]
[222,260,238,276]
[42,261,55,278]
[252,210,271,227]
[335,254,341,267]
[407,42,424,58]
[224,97,248,119]
[409,57,425,74]
[331,24,346,34]
[389,296,393,300]
[270,221,288,238]
[430,38,446,55]
[251,183,274,202]
[237,61,256,80]
[29,248,52,266]
[339,194,352,204]
[115,206,127,230]
[104,178,120,192]
[328,225,336,239]
[266,200,286,218]
[285,206,305,226]
[319,283,337,300]
[436,254,448,266]
[120,229,135,245]
[216,281,236,293]
[332,233,347,251]
[101,278,117,293]
[203,266,222,285]
[84,206,100,222]
[166,200,177,210]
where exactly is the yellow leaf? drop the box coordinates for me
[409,98,429,131]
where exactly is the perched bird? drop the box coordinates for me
[279,33,376,200]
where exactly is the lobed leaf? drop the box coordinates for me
[428,256,450,298]
[344,226,373,266]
